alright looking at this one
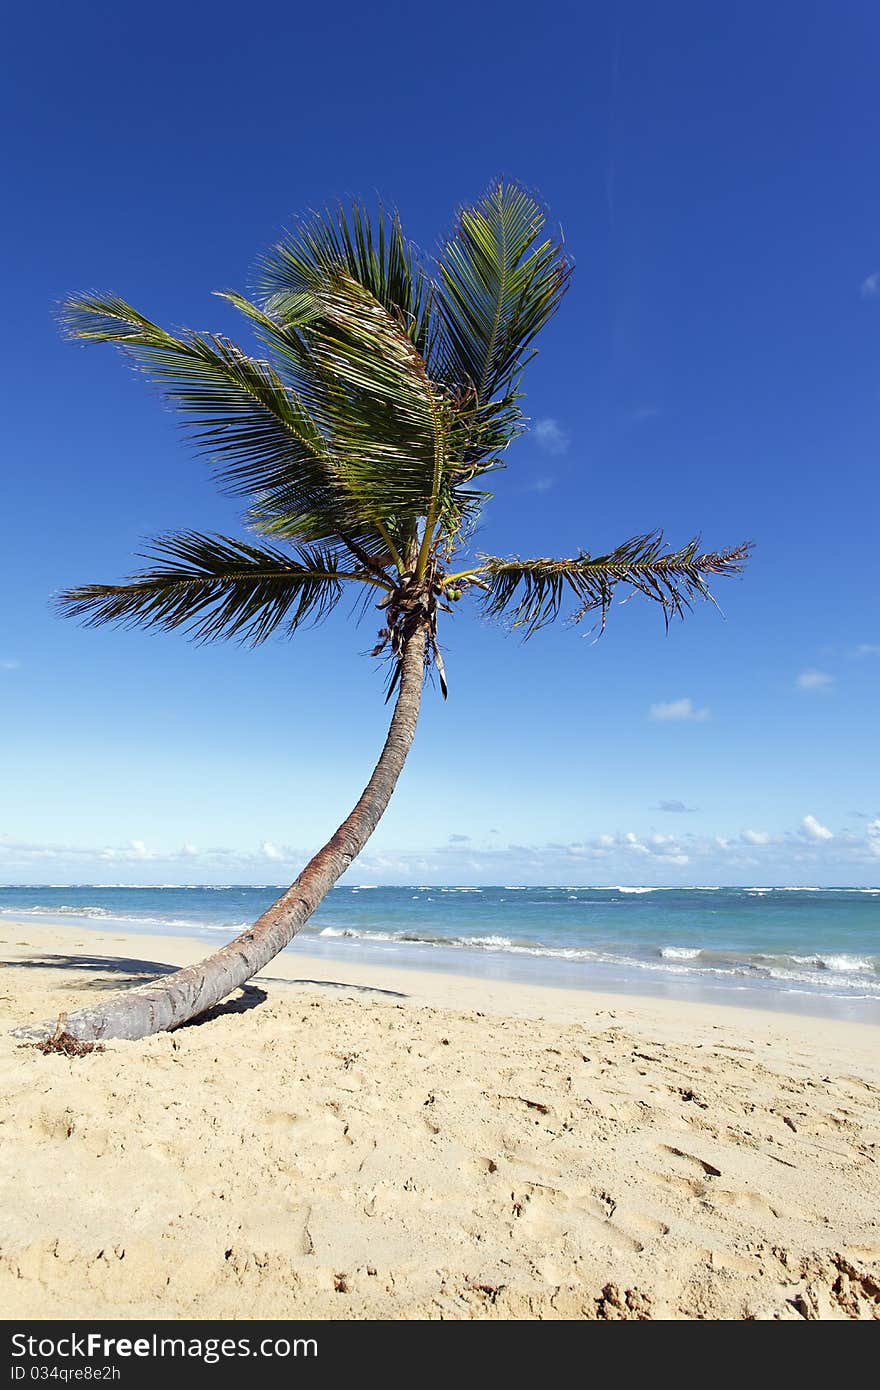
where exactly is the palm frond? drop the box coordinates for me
[255,202,435,357]
[435,181,572,409]
[477,535,752,636]
[304,271,454,522]
[59,294,343,512]
[59,293,411,566]
[56,533,372,645]
[245,505,398,576]
[213,287,319,384]
[224,282,470,559]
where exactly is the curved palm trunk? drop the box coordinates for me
[15,629,428,1043]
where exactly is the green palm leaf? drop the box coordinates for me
[59,293,403,562]
[435,181,572,408]
[306,272,453,520]
[59,295,333,506]
[218,277,460,555]
[475,535,752,636]
[56,533,381,645]
[255,202,435,357]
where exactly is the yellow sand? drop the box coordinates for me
[1,921,878,1320]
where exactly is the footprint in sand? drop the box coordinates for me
[649,1144,789,1220]
[710,1187,786,1220]
[509,1183,645,1254]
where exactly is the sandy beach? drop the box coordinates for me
[1,920,878,1320]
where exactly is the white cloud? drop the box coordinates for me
[0,659,20,671]
[860,271,880,299]
[588,830,690,865]
[801,814,833,842]
[796,669,834,691]
[867,819,880,856]
[261,841,284,861]
[656,799,698,813]
[855,644,880,657]
[180,843,199,858]
[96,838,152,862]
[533,418,570,455]
[740,829,770,845]
[624,831,648,854]
[649,698,710,723]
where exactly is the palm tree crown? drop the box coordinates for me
[59,181,749,690]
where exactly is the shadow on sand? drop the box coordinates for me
[2,952,408,1029]
[1,952,178,989]
[270,975,406,1000]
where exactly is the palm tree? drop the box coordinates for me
[21,181,749,1042]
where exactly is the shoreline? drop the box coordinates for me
[3,908,879,1027]
[2,920,879,1319]
[4,917,880,1048]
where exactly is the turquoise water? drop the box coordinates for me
[1,884,879,1021]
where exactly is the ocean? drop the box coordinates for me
[2,883,879,1022]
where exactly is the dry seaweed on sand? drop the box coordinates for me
[22,1015,105,1057]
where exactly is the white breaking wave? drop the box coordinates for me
[0,904,249,932]
[311,923,880,995]
[791,953,875,974]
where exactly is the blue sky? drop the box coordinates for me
[1,1,878,886]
